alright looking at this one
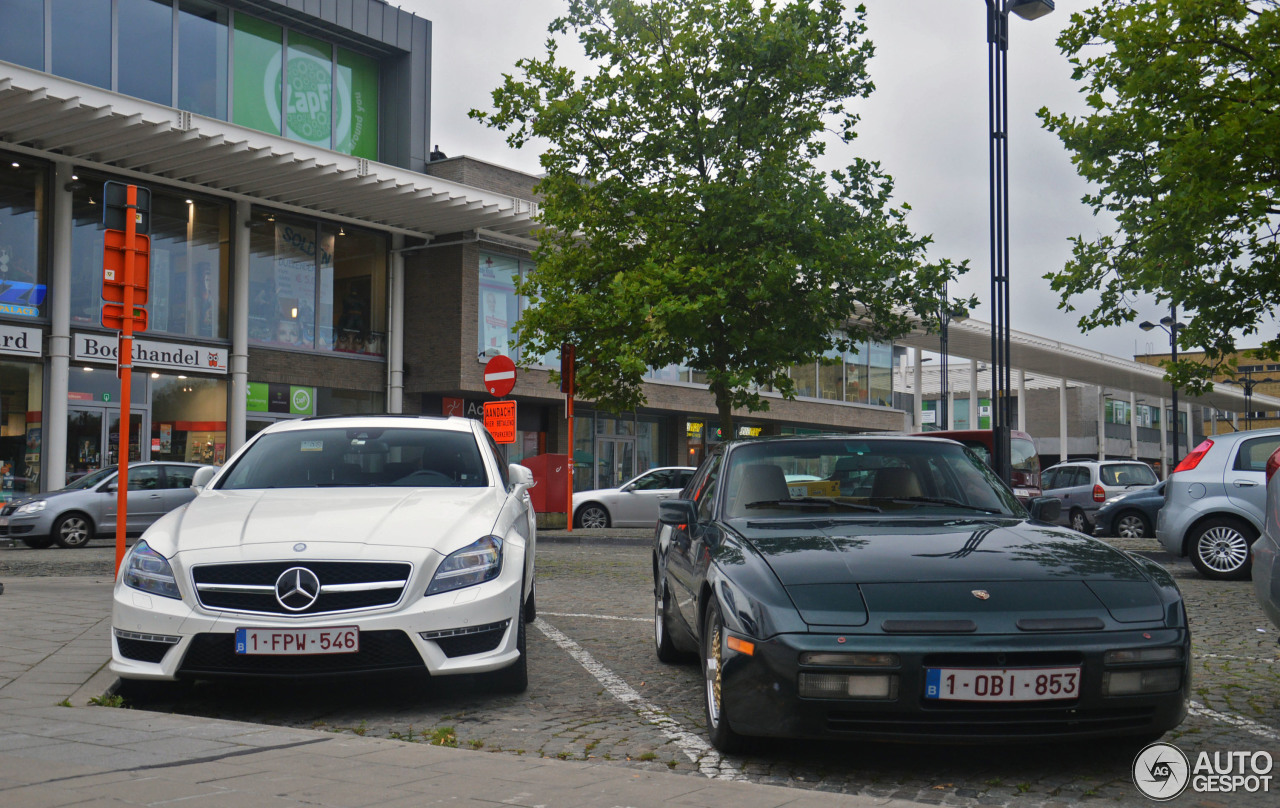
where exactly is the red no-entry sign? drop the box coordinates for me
[484,355,516,398]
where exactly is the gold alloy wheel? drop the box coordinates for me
[705,621,722,727]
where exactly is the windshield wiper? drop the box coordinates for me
[877,496,1003,514]
[744,498,882,513]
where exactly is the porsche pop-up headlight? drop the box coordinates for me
[427,536,503,596]
[122,540,181,600]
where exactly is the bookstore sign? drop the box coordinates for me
[73,333,228,375]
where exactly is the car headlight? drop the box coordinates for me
[426,536,503,596]
[122,540,181,600]
[15,500,47,514]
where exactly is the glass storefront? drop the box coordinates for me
[245,384,385,441]
[0,0,44,71]
[70,177,230,339]
[178,0,229,120]
[247,212,386,355]
[119,0,175,106]
[150,373,227,465]
[477,252,557,367]
[0,360,42,503]
[0,161,48,321]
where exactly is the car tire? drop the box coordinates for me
[574,503,610,529]
[20,535,55,549]
[1188,517,1255,581]
[524,585,537,623]
[491,590,528,694]
[701,598,748,754]
[1069,509,1093,535]
[654,579,686,663]
[1114,511,1150,539]
[53,513,94,549]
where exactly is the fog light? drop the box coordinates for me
[1104,647,1180,664]
[798,672,897,700]
[800,652,899,667]
[1103,667,1182,696]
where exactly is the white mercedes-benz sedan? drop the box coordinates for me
[110,415,537,692]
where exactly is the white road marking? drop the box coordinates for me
[1194,652,1277,665]
[1189,700,1280,742]
[534,618,744,780]
[540,611,649,623]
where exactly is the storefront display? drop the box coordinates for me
[0,160,48,320]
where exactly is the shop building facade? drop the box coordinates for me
[0,0,909,507]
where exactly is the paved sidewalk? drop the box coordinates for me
[0,574,923,808]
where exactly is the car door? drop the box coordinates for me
[159,465,202,515]
[665,455,723,636]
[1226,435,1280,524]
[613,469,681,527]
[102,466,166,533]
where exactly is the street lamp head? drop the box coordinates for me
[1007,0,1055,21]
[1139,321,1157,332]
[1159,315,1176,328]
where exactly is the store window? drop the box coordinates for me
[150,373,227,464]
[70,177,230,339]
[844,342,868,403]
[0,160,48,321]
[233,13,283,137]
[245,384,385,441]
[178,0,229,119]
[337,48,379,160]
[119,0,174,106]
[0,361,42,503]
[285,32,333,150]
[247,212,386,355]
[790,360,817,398]
[817,347,843,400]
[477,252,557,366]
[868,342,894,407]
[0,0,44,71]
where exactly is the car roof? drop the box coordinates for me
[267,414,477,434]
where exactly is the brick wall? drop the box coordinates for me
[421,156,540,201]
[248,348,384,391]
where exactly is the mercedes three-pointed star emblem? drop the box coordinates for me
[275,567,321,612]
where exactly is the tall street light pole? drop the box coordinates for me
[988,0,1054,484]
[1140,304,1183,472]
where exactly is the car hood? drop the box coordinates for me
[736,519,1161,629]
[159,488,502,555]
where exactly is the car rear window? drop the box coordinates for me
[217,427,489,489]
[1099,463,1157,486]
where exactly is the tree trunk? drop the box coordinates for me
[712,381,734,443]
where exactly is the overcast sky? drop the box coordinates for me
[401,1,1194,362]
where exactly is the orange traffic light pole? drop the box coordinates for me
[113,185,140,578]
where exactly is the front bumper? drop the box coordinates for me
[1253,534,1280,630]
[110,542,526,681]
[718,628,1189,743]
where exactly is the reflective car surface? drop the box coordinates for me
[1157,427,1280,580]
[110,415,537,690]
[910,429,1042,503]
[1093,481,1166,539]
[1251,446,1280,629]
[0,462,213,549]
[572,466,696,528]
[654,435,1188,750]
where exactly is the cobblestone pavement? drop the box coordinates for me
[3,529,1277,806]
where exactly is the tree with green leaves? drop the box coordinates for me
[472,0,964,434]
[1041,0,1280,392]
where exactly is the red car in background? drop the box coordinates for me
[911,429,1042,504]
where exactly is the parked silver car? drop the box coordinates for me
[0,462,213,549]
[1040,459,1160,534]
[1252,446,1280,629]
[1157,427,1280,580]
[572,466,696,528]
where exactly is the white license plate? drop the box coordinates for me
[0,516,8,526]
[235,626,359,656]
[925,666,1080,702]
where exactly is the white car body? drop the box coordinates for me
[110,416,536,687]
[571,466,697,528]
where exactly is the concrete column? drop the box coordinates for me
[946,389,955,429]
[1159,396,1168,478]
[46,163,74,491]
[912,348,923,431]
[1129,391,1138,459]
[1059,378,1068,465]
[227,200,250,454]
[1097,388,1106,460]
[1211,407,1218,436]
[1017,369,1026,432]
[1182,402,1192,457]
[387,234,405,413]
[968,362,978,428]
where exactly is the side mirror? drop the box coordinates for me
[190,466,218,492]
[104,483,118,494]
[1028,496,1061,523]
[658,499,697,526]
[508,464,535,491]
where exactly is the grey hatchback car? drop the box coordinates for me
[1040,459,1160,534]
[1157,427,1280,580]
[0,462,213,549]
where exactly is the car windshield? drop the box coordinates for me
[216,427,490,489]
[64,467,117,490]
[1100,463,1157,486]
[721,438,1024,519]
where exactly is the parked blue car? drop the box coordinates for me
[1093,480,1166,539]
